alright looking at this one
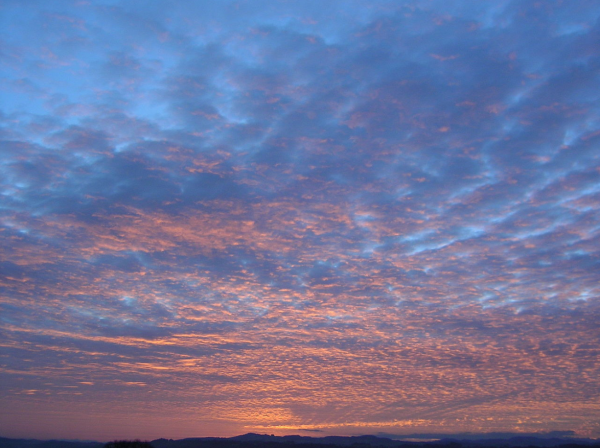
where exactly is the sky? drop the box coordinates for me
[1,0,600,442]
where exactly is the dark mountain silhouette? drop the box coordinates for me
[1,433,599,448]
[148,433,600,448]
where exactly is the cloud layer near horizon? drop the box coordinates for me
[1,0,600,441]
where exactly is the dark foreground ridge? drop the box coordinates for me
[1,433,599,448]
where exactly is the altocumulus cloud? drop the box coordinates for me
[1,0,600,442]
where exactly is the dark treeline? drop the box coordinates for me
[105,441,153,448]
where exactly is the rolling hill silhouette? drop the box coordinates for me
[1,433,599,448]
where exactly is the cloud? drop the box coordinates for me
[1,0,600,441]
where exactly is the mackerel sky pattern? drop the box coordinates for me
[1,0,600,442]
